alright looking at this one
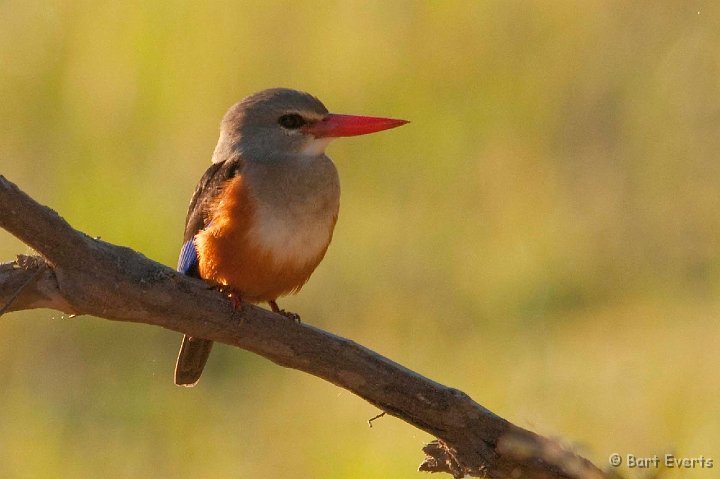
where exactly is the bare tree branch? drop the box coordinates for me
[0,175,606,479]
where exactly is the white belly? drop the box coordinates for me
[243,153,341,267]
[249,197,338,267]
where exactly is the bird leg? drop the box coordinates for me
[227,292,243,311]
[268,300,301,323]
[214,285,243,311]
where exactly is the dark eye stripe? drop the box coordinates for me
[278,114,306,129]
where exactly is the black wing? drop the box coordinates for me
[183,158,244,242]
[177,158,243,276]
[175,158,243,385]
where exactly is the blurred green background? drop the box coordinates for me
[1,1,719,478]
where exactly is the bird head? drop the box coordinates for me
[212,88,408,163]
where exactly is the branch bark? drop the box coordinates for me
[0,175,606,479]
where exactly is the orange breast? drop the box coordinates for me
[194,175,333,302]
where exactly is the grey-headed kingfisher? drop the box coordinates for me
[174,88,408,386]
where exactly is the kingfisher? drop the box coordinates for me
[174,88,408,386]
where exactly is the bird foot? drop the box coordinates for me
[268,300,301,323]
[215,285,243,311]
[228,293,243,311]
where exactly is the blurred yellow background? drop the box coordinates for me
[1,1,719,478]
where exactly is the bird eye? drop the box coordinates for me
[278,114,306,129]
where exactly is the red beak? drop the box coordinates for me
[305,114,409,138]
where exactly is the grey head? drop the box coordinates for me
[211,88,409,165]
[212,88,332,164]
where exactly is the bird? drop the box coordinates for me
[174,88,408,386]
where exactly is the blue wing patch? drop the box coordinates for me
[177,238,200,277]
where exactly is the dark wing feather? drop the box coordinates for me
[183,159,244,242]
[174,158,244,386]
[177,158,244,277]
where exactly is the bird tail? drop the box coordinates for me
[174,335,214,387]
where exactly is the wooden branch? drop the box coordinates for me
[0,175,607,479]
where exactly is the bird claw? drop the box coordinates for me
[228,293,243,311]
[268,300,301,323]
[280,310,301,323]
[214,285,243,311]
